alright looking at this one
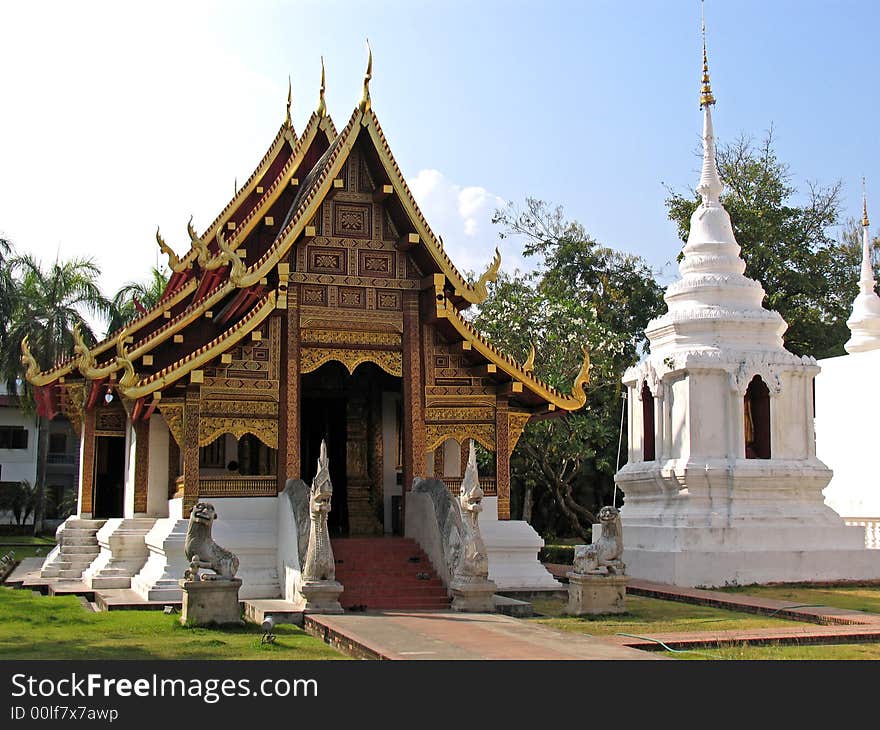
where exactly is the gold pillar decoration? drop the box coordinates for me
[182,388,200,513]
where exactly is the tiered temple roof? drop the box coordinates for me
[24,57,589,421]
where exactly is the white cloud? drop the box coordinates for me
[408,169,523,275]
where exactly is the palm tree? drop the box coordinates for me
[9,254,109,534]
[0,235,19,391]
[105,267,168,336]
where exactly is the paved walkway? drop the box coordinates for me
[304,611,664,660]
[544,564,880,626]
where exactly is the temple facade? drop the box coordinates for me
[23,59,583,599]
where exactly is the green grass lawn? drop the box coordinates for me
[0,536,56,560]
[663,642,880,660]
[718,584,880,615]
[0,587,343,660]
[529,595,805,637]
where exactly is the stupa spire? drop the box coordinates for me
[844,178,880,353]
[697,5,723,204]
[859,180,876,295]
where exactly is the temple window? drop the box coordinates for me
[641,381,656,461]
[744,375,771,459]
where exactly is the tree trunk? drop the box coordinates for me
[33,415,49,536]
[522,481,534,523]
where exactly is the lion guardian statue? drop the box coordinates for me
[183,502,240,581]
[573,505,625,576]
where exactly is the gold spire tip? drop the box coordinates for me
[863,177,870,228]
[285,75,292,127]
[700,2,715,108]
[317,56,327,118]
[359,39,372,113]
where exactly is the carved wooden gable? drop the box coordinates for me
[195,316,282,448]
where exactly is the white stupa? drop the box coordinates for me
[816,189,880,546]
[614,24,880,587]
[844,191,880,353]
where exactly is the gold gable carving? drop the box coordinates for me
[301,347,402,378]
[61,383,86,435]
[508,411,532,453]
[158,403,184,447]
[424,423,495,453]
[198,417,278,450]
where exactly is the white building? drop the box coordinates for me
[613,33,880,587]
[0,383,38,524]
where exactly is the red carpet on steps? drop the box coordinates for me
[331,537,450,611]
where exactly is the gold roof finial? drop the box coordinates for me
[317,56,327,118]
[359,39,372,113]
[700,1,715,109]
[285,75,292,128]
[863,177,870,228]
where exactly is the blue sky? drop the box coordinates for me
[1,0,877,304]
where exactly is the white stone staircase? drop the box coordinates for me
[40,518,106,580]
[83,518,157,589]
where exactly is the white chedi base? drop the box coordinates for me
[479,497,562,591]
[618,459,880,587]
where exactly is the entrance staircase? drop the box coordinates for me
[40,518,105,580]
[331,537,450,611]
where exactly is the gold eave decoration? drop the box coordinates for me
[436,298,589,411]
[21,336,55,387]
[360,111,498,305]
[116,290,277,400]
[233,109,365,290]
[173,112,327,273]
[33,278,199,385]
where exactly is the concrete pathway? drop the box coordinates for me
[304,610,664,660]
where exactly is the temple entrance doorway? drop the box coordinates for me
[93,435,125,519]
[300,360,401,537]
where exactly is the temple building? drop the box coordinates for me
[614,26,880,587]
[24,54,584,601]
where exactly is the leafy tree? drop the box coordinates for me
[665,130,868,358]
[474,199,664,539]
[7,254,108,533]
[106,267,168,336]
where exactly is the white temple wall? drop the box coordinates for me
[670,376,689,460]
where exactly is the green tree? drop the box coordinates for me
[106,267,168,336]
[0,235,20,391]
[666,130,865,358]
[475,199,664,539]
[8,254,108,533]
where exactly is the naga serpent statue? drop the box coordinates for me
[183,502,240,581]
[301,440,336,583]
[454,441,490,583]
